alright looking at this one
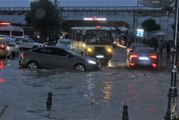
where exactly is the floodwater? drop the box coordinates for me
[0,47,176,120]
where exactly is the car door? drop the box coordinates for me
[33,48,56,68]
[52,48,74,68]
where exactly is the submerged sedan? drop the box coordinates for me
[127,47,158,68]
[19,46,101,71]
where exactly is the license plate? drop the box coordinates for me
[96,55,104,58]
[139,57,149,60]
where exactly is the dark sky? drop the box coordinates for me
[0,0,138,7]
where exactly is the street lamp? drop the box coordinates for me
[139,0,178,120]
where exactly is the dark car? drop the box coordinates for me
[127,43,145,55]
[19,46,101,71]
[127,47,158,68]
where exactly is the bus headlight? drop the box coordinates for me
[87,48,92,52]
[107,48,112,53]
[87,60,96,64]
[82,43,86,48]
[6,46,10,51]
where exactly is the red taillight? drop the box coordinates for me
[151,63,157,68]
[149,54,157,59]
[129,62,135,66]
[130,54,138,59]
[0,44,5,48]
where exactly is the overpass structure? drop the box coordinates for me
[0,6,175,39]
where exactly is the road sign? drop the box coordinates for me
[139,0,175,8]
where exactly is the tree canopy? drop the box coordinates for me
[141,18,160,38]
[25,0,62,41]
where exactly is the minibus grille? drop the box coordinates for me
[95,47,105,54]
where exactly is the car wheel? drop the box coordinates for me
[73,64,86,71]
[27,61,38,70]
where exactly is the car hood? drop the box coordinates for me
[79,55,99,62]
[31,42,45,46]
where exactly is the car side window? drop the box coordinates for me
[52,48,69,56]
[34,48,53,55]
[23,39,29,43]
[15,38,22,44]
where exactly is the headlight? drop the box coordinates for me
[6,46,10,51]
[87,60,96,64]
[87,48,92,52]
[82,43,86,48]
[107,48,112,53]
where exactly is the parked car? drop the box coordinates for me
[56,39,71,49]
[127,43,145,55]
[0,37,10,58]
[15,37,47,51]
[2,36,19,58]
[19,46,101,71]
[127,47,158,68]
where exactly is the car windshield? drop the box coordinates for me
[134,47,155,53]
[27,38,36,43]
[0,40,5,44]
[85,30,113,45]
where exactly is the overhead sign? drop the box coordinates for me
[139,0,175,8]
[83,17,107,21]
[136,29,144,37]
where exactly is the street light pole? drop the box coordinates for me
[165,0,179,119]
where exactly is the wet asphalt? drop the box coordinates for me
[0,46,177,120]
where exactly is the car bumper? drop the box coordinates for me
[86,62,101,71]
[19,58,28,67]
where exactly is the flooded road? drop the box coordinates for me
[0,47,176,120]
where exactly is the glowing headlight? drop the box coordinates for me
[87,48,92,52]
[82,43,86,48]
[6,46,10,51]
[107,48,112,53]
[87,60,96,64]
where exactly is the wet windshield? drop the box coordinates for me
[85,30,113,45]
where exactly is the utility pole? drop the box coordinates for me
[138,0,177,119]
[165,0,179,119]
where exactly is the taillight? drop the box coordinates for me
[152,63,157,68]
[130,54,138,59]
[129,62,135,66]
[0,44,5,49]
[149,54,157,59]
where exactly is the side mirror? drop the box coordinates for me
[66,54,73,59]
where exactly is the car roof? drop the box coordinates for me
[129,43,145,48]
[36,46,69,50]
[58,39,71,42]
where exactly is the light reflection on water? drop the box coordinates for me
[0,78,7,83]
[0,60,5,69]
[103,81,112,102]
[0,60,7,83]
[84,73,95,100]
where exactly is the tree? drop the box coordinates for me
[25,0,62,41]
[141,18,160,38]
